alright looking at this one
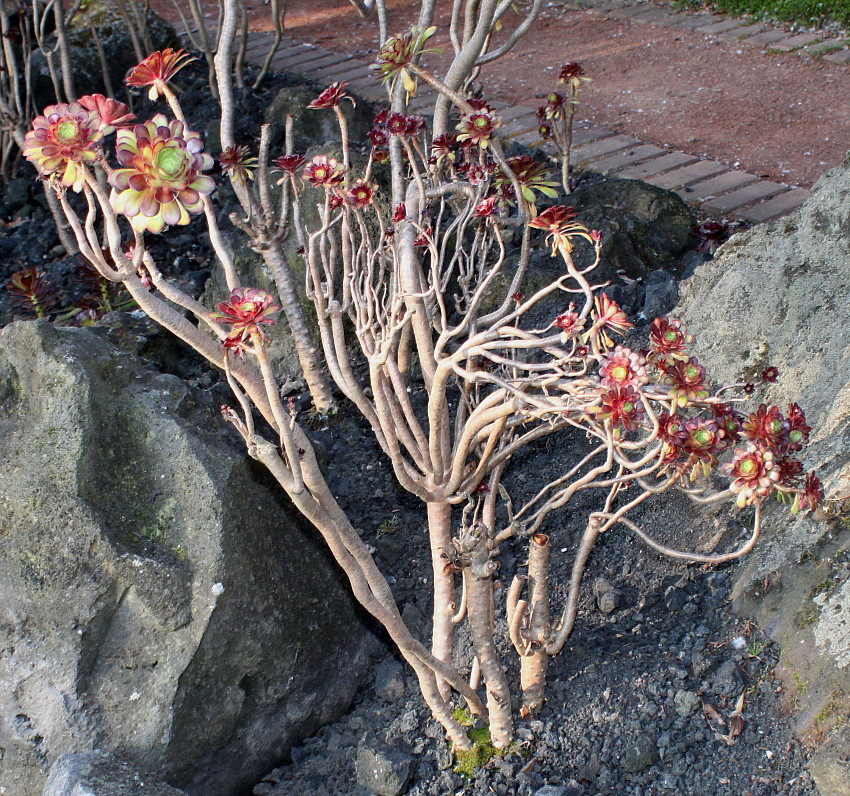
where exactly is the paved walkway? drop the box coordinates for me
[183,0,847,222]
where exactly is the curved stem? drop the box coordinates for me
[619,504,762,564]
[545,517,601,655]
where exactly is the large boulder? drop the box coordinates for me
[264,85,376,153]
[569,178,696,283]
[43,753,186,796]
[0,321,372,796]
[672,159,850,786]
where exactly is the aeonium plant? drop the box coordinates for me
[25,42,822,763]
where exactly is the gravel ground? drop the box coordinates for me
[248,381,820,796]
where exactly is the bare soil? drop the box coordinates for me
[150,0,850,189]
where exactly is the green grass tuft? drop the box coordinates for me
[674,0,850,28]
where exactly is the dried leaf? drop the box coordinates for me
[727,712,745,742]
[725,690,746,743]
[701,699,725,727]
[731,690,746,716]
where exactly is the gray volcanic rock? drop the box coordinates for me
[264,84,376,152]
[673,160,850,789]
[570,178,695,283]
[0,320,372,796]
[43,753,186,796]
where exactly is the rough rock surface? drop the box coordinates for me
[0,321,372,796]
[42,753,186,796]
[355,738,416,796]
[808,723,850,796]
[264,85,375,153]
[569,178,695,283]
[673,159,850,785]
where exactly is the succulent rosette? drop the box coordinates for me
[585,293,632,351]
[649,316,690,362]
[660,356,709,407]
[413,226,433,247]
[307,82,353,110]
[127,48,195,100]
[430,133,458,167]
[792,472,823,514]
[368,127,390,148]
[558,61,585,82]
[785,403,811,451]
[596,386,645,433]
[210,287,281,343]
[456,108,501,149]
[761,366,780,383]
[722,445,781,508]
[386,112,425,138]
[345,179,376,208]
[692,220,730,254]
[598,345,648,389]
[538,91,567,122]
[303,155,346,188]
[683,417,726,473]
[272,154,307,185]
[557,61,591,93]
[23,102,105,191]
[78,94,135,134]
[496,156,559,205]
[108,114,215,234]
[529,205,596,258]
[6,266,61,317]
[742,404,787,451]
[657,412,687,446]
[372,26,437,94]
[220,145,257,185]
[712,402,744,437]
[473,197,498,218]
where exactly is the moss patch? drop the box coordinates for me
[451,712,512,779]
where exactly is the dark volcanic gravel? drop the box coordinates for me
[249,397,818,796]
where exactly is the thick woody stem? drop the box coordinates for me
[261,245,337,414]
[428,500,456,702]
[520,533,550,713]
[462,527,513,748]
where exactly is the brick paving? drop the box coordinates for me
[696,18,745,35]
[181,0,837,224]
[614,151,699,181]
[645,160,727,190]
[770,32,822,51]
[824,48,850,64]
[588,143,668,173]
